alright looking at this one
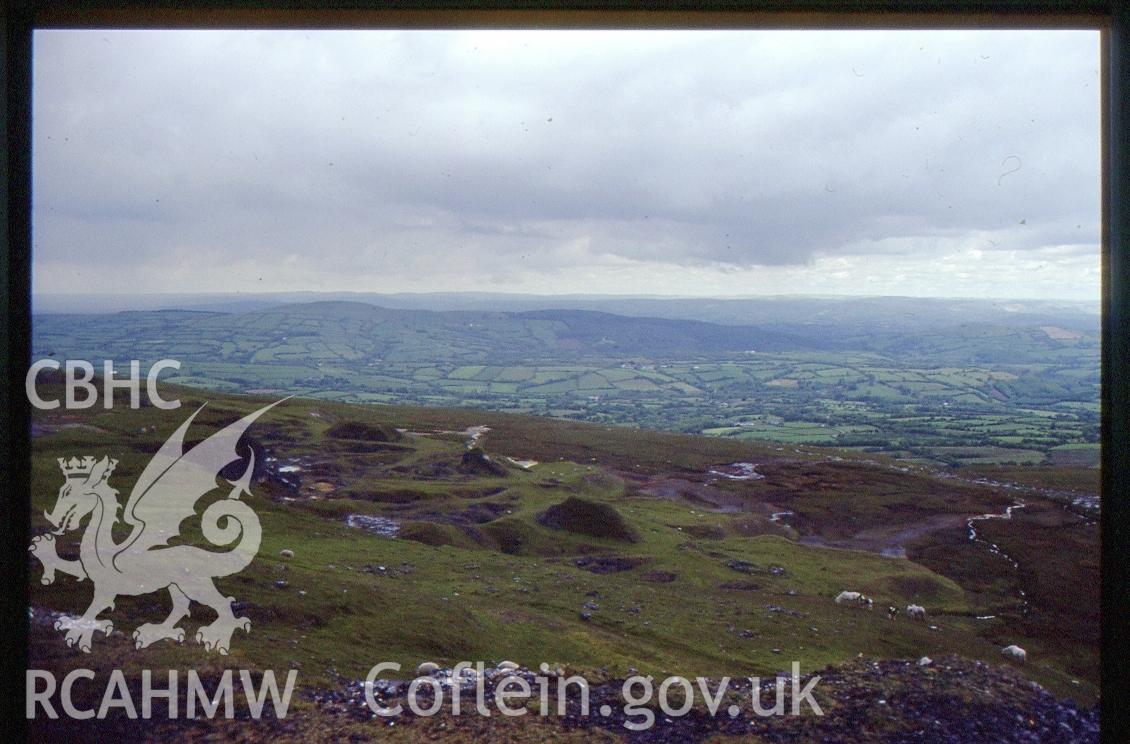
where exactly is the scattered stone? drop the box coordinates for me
[316,651,1093,737]
[345,514,399,538]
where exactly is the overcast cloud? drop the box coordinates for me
[32,29,1100,300]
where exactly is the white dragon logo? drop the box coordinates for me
[29,400,284,655]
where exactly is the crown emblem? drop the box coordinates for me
[57,456,117,480]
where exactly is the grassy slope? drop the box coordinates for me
[28,386,1098,711]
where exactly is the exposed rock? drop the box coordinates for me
[415,662,440,676]
[459,447,508,477]
[573,555,643,574]
[345,514,399,538]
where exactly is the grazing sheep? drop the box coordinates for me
[835,591,873,608]
[415,661,441,676]
[279,549,294,559]
[918,656,933,666]
[906,604,927,619]
[497,660,520,672]
[1001,644,1027,662]
[887,605,899,619]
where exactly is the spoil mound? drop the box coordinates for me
[458,447,508,477]
[325,420,401,442]
[538,497,638,543]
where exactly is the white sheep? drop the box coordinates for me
[416,661,441,676]
[1001,644,1027,662]
[906,604,927,619]
[279,549,294,559]
[835,591,873,608]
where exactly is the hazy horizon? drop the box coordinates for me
[31,289,1100,317]
[32,288,1101,302]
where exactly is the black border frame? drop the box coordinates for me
[3,3,1125,741]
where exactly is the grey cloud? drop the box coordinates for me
[31,29,1099,295]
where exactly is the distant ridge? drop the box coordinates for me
[34,291,1098,334]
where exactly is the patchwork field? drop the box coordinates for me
[33,302,1100,468]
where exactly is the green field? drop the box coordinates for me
[33,303,1099,469]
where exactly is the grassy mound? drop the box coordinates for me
[480,517,541,555]
[325,420,401,442]
[538,496,638,543]
[459,447,508,477]
[397,521,482,549]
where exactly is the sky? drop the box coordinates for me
[32,29,1101,301]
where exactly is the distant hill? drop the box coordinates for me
[34,297,1098,367]
[34,300,815,366]
[32,298,1099,467]
[34,291,1099,334]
